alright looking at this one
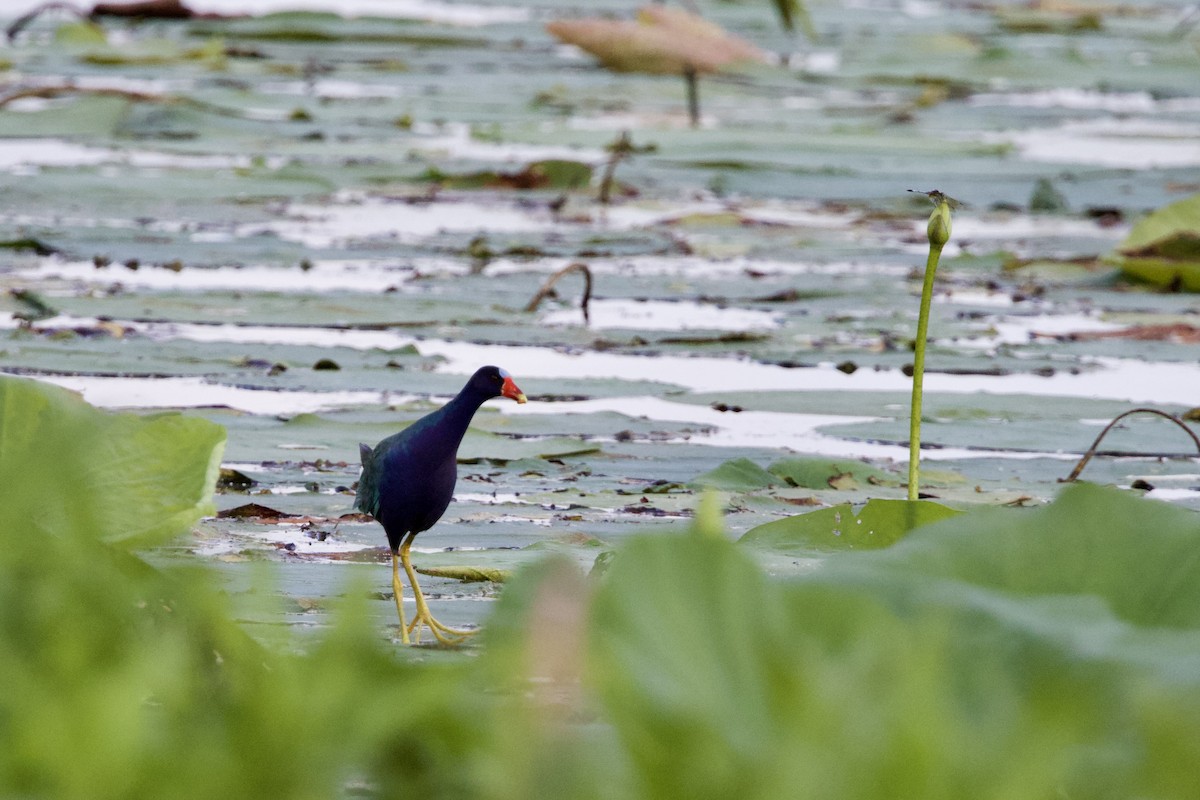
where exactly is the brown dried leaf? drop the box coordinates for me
[546,6,766,76]
[1060,324,1200,344]
[827,472,860,491]
[216,502,294,520]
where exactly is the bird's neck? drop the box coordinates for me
[437,390,488,438]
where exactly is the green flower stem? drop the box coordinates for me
[908,245,941,500]
[908,196,952,502]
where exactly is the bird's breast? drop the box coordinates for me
[376,449,459,534]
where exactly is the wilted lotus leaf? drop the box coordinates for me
[1119,194,1200,260]
[546,5,767,76]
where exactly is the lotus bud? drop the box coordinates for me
[927,194,953,248]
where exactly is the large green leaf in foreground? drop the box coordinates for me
[576,484,1200,799]
[0,376,225,546]
[3,430,1200,799]
[818,482,1200,672]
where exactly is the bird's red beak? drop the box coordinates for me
[501,376,527,404]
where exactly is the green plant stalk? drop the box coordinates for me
[908,197,952,501]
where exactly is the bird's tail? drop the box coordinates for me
[353,443,374,514]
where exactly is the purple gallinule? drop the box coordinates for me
[356,366,527,644]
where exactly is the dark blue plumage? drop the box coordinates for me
[356,365,526,549]
[355,366,526,644]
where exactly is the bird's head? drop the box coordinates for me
[472,365,527,404]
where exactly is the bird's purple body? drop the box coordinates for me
[355,366,526,553]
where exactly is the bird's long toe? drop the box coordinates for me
[399,538,478,645]
[406,601,476,645]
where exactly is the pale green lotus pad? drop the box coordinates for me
[0,376,225,547]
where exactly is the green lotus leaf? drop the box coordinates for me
[690,457,778,490]
[0,376,225,548]
[740,498,961,554]
[767,456,900,490]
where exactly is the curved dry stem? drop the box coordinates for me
[1061,408,1200,483]
[6,2,86,42]
[523,262,593,325]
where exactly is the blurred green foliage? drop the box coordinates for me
[0,376,224,547]
[3,377,1200,798]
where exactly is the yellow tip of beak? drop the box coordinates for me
[501,375,526,404]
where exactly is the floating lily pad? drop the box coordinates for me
[739,498,962,555]
[767,457,900,490]
[690,457,778,490]
[422,160,594,191]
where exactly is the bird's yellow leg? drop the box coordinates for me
[399,534,477,645]
[391,551,410,645]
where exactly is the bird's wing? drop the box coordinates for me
[354,442,380,517]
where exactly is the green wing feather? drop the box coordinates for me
[354,442,381,518]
